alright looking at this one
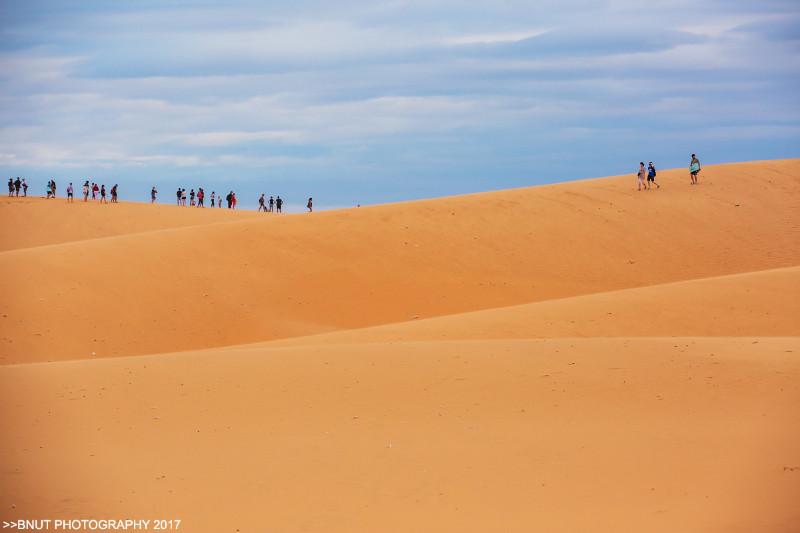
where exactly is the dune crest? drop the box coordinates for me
[1,159,799,363]
[1,159,799,532]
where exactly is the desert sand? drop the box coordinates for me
[1,159,798,532]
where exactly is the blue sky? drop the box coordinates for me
[1,0,798,210]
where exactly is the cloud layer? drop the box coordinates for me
[1,0,798,207]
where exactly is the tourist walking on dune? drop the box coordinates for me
[210,191,215,208]
[83,181,90,201]
[67,182,74,202]
[637,162,647,191]
[22,179,27,197]
[7,178,13,197]
[276,195,283,213]
[307,197,313,212]
[197,188,204,207]
[151,186,158,203]
[92,183,99,200]
[181,188,187,206]
[647,162,660,189]
[258,193,266,212]
[13,177,21,197]
[189,189,196,207]
[176,187,181,205]
[268,195,274,212]
[225,191,232,209]
[51,180,57,198]
[690,154,701,185]
[231,192,237,209]
[111,184,118,203]
[100,184,107,203]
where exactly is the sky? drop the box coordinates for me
[1,0,798,210]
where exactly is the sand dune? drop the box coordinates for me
[1,159,799,532]
[0,196,258,252]
[1,159,798,363]
[1,336,798,532]
[262,266,800,348]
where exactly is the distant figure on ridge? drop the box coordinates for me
[22,179,28,196]
[92,182,99,200]
[268,195,274,212]
[111,184,118,203]
[307,197,313,212]
[637,162,647,191]
[647,162,660,189]
[83,181,90,201]
[225,191,232,209]
[231,192,237,209]
[690,154,701,185]
[151,186,158,203]
[50,180,57,198]
[197,187,204,207]
[7,179,13,197]
[100,184,107,203]
[210,191,215,208]
[181,188,187,206]
[258,193,266,212]
[67,182,74,202]
[276,195,283,213]
[13,177,21,197]
[189,188,196,207]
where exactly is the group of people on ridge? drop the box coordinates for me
[8,178,309,211]
[257,194,287,213]
[171,187,244,209]
[7,154,705,209]
[7,177,28,197]
[636,154,702,191]
[72,181,118,203]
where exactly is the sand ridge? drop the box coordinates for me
[258,265,800,348]
[1,159,799,363]
[0,196,259,252]
[1,159,798,532]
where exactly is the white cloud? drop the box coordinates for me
[0,0,796,201]
[171,130,306,146]
[442,29,549,46]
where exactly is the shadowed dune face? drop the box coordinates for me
[1,159,799,532]
[263,266,800,347]
[0,196,258,252]
[1,159,799,362]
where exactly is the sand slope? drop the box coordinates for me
[1,159,799,532]
[262,266,800,348]
[1,337,798,532]
[0,197,258,252]
[1,159,798,363]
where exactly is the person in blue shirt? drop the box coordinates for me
[647,162,660,190]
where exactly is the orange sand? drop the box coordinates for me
[1,159,798,363]
[0,196,258,252]
[1,159,798,532]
